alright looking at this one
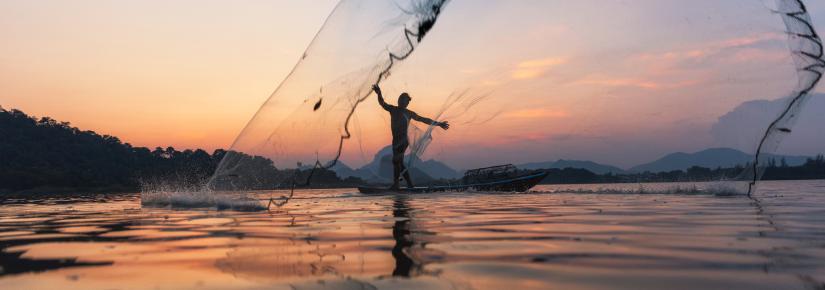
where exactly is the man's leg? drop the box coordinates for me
[390,143,404,189]
[390,157,401,190]
[390,140,409,190]
[400,162,414,188]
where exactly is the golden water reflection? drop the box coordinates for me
[0,181,824,289]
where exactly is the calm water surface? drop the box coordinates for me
[1,180,824,289]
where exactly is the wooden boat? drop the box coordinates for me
[358,164,548,194]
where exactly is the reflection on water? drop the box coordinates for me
[1,181,824,289]
[392,196,417,277]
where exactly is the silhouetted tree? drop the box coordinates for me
[0,107,362,193]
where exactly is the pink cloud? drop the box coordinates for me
[730,48,787,63]
[569,75,698,90]
[633,32,786,64]
[592,33,789,90]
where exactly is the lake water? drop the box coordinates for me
[1,180,824,289]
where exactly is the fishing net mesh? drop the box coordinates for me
[203,0,823,201]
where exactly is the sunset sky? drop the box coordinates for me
[3,1,825,169]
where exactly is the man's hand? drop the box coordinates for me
[372,84,381,95]
[438,121,450,130]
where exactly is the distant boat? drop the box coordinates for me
[358,164,548,194]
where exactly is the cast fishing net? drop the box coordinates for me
[207,0,823,201]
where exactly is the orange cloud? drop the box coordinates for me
[511,57,566,80]
[571,77,660,89]
[569,75,699,90]
[719,33,784,48]
[503,108,569,119]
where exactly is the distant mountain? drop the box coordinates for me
[333,146,814,182]
[332,145,460,183]
[517,159,624,174]
[328,162,359,179]
[628,147,809,173]
[416,159,461,179]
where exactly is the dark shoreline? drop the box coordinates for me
[4,178,824,196]
[0,186,138,195]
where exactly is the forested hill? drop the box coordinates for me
[0,107,361,193]
[0,107,223,192]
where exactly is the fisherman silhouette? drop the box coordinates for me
[374,84,449,190]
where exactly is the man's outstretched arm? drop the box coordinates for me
[409,111,450,130]
[373,85,392,111]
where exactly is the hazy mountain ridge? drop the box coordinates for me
[628,148,809,173]
[517,160,624,174]
[332,146,461,183]
[335,147,814,181]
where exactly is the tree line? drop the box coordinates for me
[538,157,825,184]
[0,107,363,193]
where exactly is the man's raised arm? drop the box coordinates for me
[410,111,450,130]
[373,85,392,111]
